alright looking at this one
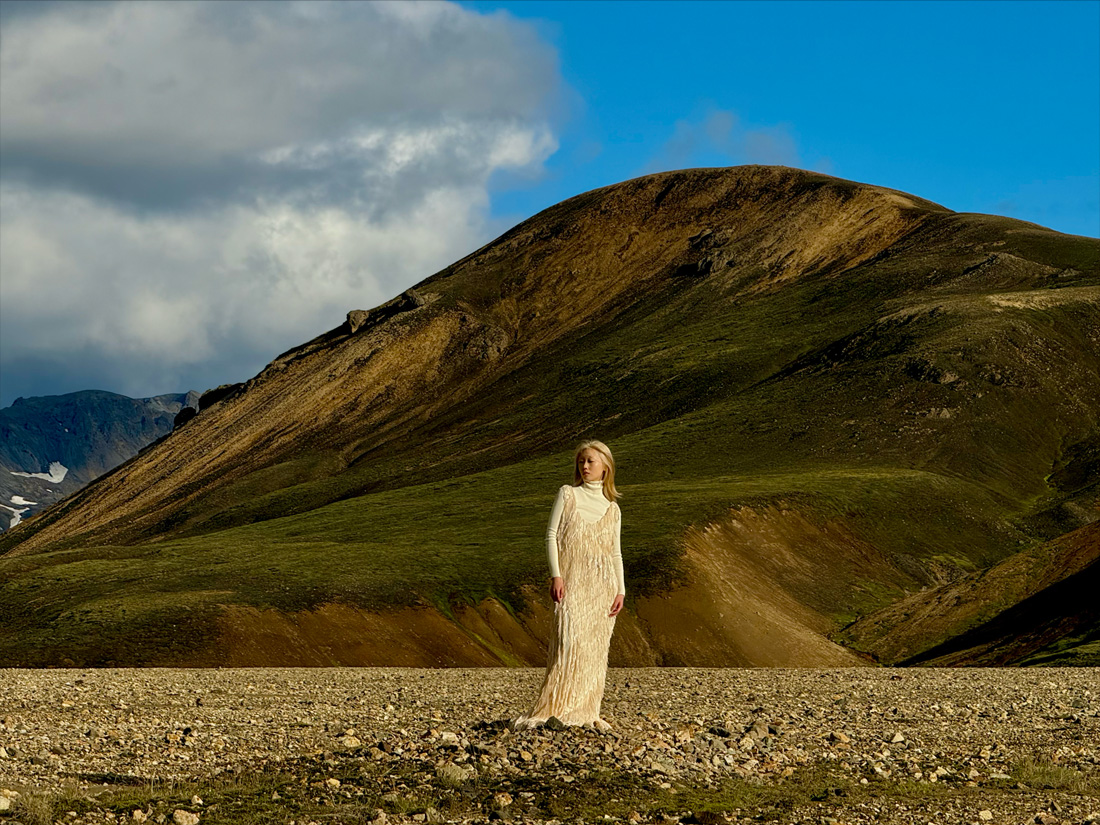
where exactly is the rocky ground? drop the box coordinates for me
[0,668,1097,825]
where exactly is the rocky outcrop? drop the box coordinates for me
[347,288,428,333]
[198,382,245,411]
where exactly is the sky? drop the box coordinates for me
[1,0,1097,410]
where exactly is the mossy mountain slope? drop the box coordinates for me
[841,521,1100,664]
[1,166,1097,667]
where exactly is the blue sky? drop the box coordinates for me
[466,0,1099,237]
[0,0,1096,410]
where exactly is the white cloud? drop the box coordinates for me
[0,175,508,395]
[0,0,562,403]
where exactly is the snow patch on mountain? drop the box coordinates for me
[10,461,69,483]
[0,502,30,528]
[11,496,38,505]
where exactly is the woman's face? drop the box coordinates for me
[577,448,607,483]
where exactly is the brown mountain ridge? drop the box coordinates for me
[1,165,1097,668]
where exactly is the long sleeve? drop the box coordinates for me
[545,486,567,578]
[613,505,626,596]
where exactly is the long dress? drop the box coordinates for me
[513,484,621,731]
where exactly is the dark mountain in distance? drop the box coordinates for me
[1,166,1097,668]
[0,389,200,529]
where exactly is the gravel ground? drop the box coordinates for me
[0,668,1097,825]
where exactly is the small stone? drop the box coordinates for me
[337,735,361,748]
[546,716,567,731]
[0,797,10,812]
[978,812,992,822]
[747,719,770,740]
[829,731,851,744]
[325,778,341,788]
[436,761,470,787]
[492,792,514,811]
[172,811,199,825]
[890,731,905,744]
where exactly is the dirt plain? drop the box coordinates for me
[0,667,1097,825]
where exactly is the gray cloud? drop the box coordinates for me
[0,0,562,406]
[1,1,558,210]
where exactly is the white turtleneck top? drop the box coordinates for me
[546,480,625,596]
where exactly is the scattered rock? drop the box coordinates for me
[1,669,1097,825]
[436,761,470,788]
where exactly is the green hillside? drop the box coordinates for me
[2,166,1097,667]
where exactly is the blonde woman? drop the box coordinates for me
[513,440,626,731]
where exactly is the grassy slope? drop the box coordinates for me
[1,167,1098,666]
[839,521,1100,663]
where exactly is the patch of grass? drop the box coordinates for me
[1009,758,1097,793]
[30,746,1100,825]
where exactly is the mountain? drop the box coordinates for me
[0,166,1097,668]
[0,390,200,530]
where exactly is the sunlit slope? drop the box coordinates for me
[1,166,1097,667]
[903,522,1100,667]
[841,521,1100,664]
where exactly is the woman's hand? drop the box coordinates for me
[609,594,624,617]
[550,576,565,603]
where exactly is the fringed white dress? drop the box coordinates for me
[513,481,626,731]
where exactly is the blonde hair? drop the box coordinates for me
[573,439,621,501]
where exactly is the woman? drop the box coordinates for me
[512,439,626,731]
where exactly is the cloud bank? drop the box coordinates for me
[0,0,561,405]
